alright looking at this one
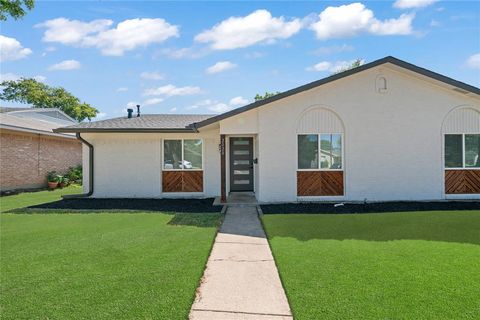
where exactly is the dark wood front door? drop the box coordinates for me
[230,137,254,192]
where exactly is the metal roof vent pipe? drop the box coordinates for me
[136,104,141,117]
[127,108,133,118]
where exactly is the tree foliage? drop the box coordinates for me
[254,91,281,102]
[333,59,364,74]
[0,0,34,21]
[0,78,98,121]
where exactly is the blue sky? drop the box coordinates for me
[1,0,479,120]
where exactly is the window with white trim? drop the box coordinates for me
[445,134,480,168]
[298,134,342,170]
[163,139,202,170]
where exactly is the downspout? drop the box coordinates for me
[64,133,94,198]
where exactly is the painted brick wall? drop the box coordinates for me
[0,129,82,191]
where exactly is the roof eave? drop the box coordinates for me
[53,127,197,133]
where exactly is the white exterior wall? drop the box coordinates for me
[82,144,89,194]
[253,66,480,202]
[81,129,220,198]
[80,65,479,201]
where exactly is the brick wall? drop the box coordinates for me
[0,129,82,191]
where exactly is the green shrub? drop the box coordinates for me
[65,166,82,184]
[46,171,57,182]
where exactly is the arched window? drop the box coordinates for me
[442,107,480,194]
[296,108,345,196]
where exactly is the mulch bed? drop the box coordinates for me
[261,201,480,214]
[29,198,221,213]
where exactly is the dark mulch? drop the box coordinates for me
[29,198,221,213]
[261,201,480,214]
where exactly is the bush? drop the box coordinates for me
[46,171,58,183]
[65,166,82,184]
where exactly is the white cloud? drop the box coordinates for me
[156,46,210,59]
[36,18,113,45]
[229,96,249,106]
[144,84,202,97]
[466,53,480,69]
[143,98,164,106]
[188,97,249,113]
[126,101,139,108]
[41,46,57,57]
[140,71,164,80]
[206,61,237,74]
[169,107,178,113]
[208,102,231,113]
[34,75,47,82]
[307,61,331,72]
[310,3,414,40]
[307,59,364,73]
[0,73,20,81]
[48,59,81,71]
[0,35,32,62]
[116,87,128,92]
[394,0,438,9]
[195,9,302,50]
[37,17,179,56]
[0,73,46,82]
[94,112,107,119]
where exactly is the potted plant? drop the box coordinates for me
[47,171,58,189]
[58,176,69,188]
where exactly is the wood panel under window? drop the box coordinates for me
[162,171,203,193]
[297,171,344,196]
[445,170,480,194]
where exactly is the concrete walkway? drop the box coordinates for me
[190,206,292,320]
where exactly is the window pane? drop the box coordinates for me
[320,134,342,169]
[298,135,318,169]
[444,134,463,168]
[234,160,249,165]
[233,139,250,145]
[331,134,342,169]
[465,134,480,167]
[184,139,202,169]
[164,140,182,169]
[233,150,249,155]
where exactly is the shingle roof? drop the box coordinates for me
[0,108,77,137]
[55,114,214,133]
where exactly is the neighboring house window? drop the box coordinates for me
[298,134,342,170]
[163,139,203,170]
[445,134,480,168]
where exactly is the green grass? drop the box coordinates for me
[262,211,480,320]
[1,212,221,319]
[0,185,82,213]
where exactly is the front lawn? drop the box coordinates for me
[262,211,480,320]
[1,212,221,319]
[0,185,82,213]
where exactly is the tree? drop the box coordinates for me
[254,91,281,102]
[0,78,98,121]
[0,0,34,21]
[333,59,364,74]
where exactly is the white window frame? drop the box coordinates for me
[297,133,344,171]
[444,133,480,170]
[162,138,204,171]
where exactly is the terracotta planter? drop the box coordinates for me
[48,181,58,189]
[59,182,66,188]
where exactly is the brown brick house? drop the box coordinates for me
[0,107,82,192]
